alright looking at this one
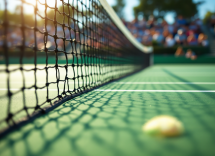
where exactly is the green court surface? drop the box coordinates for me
[153,55,215,64]
[0,64,215,156]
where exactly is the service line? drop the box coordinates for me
[113,82,215,85]
[95,90,215,92]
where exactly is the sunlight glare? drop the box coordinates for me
[23,0,58,13]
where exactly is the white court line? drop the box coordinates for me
[113,82,215,85]
[0,88,215,93]
[1,82,215,85]
[95,90,215,92]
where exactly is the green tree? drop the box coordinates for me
[133,0,204,19]
[203,11,214,24]
[112,0,125,19]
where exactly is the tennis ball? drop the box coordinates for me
[142,115,184,137]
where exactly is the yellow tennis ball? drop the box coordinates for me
[142,115,184,137]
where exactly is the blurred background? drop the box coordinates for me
[106,0,215,63]
[1,0,215,63]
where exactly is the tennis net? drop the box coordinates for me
[0,0,152,135]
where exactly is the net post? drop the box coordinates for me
[142,53,153,68]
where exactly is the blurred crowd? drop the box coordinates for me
[0,15,209,53]
[123,15,208,47]
[175,46,197,60]
[0,23,118,52]
[0,25,72,51]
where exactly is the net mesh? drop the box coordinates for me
[0,0,149,133]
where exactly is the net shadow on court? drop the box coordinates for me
[1,82,215,156]
[0,0,152,133]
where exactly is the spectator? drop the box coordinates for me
[175,46,184,56]
[162,19,168,27]
[176,15,187,26]
[138,18,146,28]
[153,31,164,45]
[189,22,198,31]
[186,49,197,60]
[186,28,194,37]
[142,35,152,46]
[187,32,198,46]
[174,29,187,45]
[134,34,142,43]
[195,18,202,27]
[147,15,155,28]
[167,24,175,34]
[185,49,192,58]
[165,34,175,47]
[198,33,209,46]
[163,29,170,38]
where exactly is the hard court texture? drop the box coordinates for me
[0,64,215,156]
